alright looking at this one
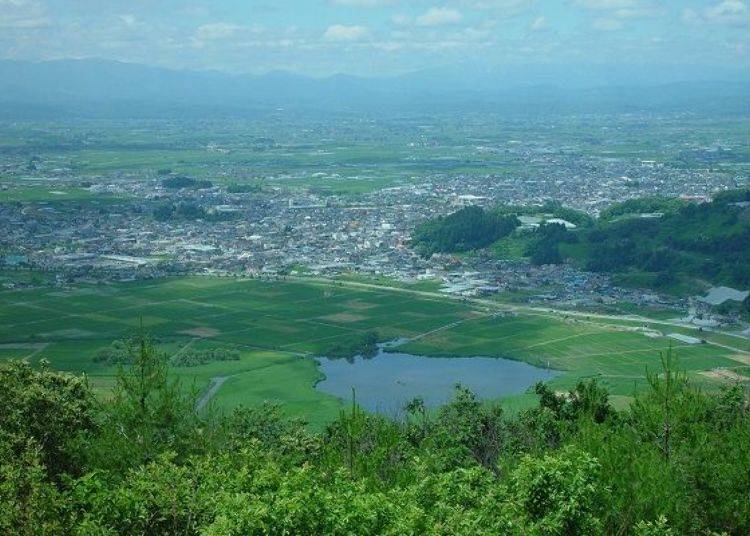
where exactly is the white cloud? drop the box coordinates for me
[592,17,623,30]
[681,1,749,26]
[681,8,701,24]
[573,0,663,23]
[612,7,657,19]
[330,0,395,5]
[706,0,749,24]
[391,13,411,26]
[195,23,264,43]
[323,24,368,42]
[470,0,534,9]
[416,7,462,26]
[529,16,548,31]
[573,0,637,9]
[197,23,243,41]
[0,0,48,29]
[119,14,136,27]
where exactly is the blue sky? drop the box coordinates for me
[1,1,748,79]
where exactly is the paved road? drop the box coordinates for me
[287,276,750,350]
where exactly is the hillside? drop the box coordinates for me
[3,344,750,534]
[430,190,750,295]
[412,206,519,256]
[565,189,750,291]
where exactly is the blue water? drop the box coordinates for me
[315,347,557,416]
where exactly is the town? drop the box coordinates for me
[2,114,747,327]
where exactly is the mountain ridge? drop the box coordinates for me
[1,58,748,117]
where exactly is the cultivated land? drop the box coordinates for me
[0,276,747,426]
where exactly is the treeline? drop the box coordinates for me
[94,339,240,367]
[572,190,750,288]
[524,222,578,266]
[169,347,240,367]
[325,330,379,360]
[412,206,520,256]
[509,190,750,291]
[226,183,262,194]
[598,196,685,222]
[414,192,750,292]
[497,200,594,228]
[3,335,750,534]
[412,202,593,258]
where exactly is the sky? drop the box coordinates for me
[0,0,748,79]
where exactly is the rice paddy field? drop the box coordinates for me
[0,276,747,426]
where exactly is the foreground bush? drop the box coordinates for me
[1,343,749,534]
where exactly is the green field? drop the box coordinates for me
[0,185,97,203]
[0,276,746,425]
[0,184,128,204]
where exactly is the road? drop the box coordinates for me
[287,275,750,354]
[196,375,230,411]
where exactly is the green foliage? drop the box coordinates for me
[169,347,240,367]
[535,379,615,424]
[0,360,95,480]
[511,446,604,535]
[634,516,675,536]
[93,339,132,365]
[427,385,505,470]
[542,201,594,228]
[96,339,240,369]
[0,440,67,536]
[86,331,218,474]
[161,176,213,189]
[712,188,750,205]
[325,330,379,359]
[496,201,594,228]
[412,206,519,256]
[2,340,750,535]
[599,196,685,221]
[538,189,750,289]
[525,222,576,265]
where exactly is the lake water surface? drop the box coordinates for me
[315,347,557,415]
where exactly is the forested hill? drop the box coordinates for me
[416,190,750,293]
[412,206,519,256]
[2,341,750,534]
[563,189,750,290]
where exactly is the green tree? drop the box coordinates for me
[88,330,216,473]
[511,447,605,535]
[0,360,95,480]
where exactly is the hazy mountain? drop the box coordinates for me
[1,59,748,118]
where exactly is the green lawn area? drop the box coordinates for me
[0,276,745,425]
[0,186,93,203]
[0,185,126,204]
[488,231,532,261]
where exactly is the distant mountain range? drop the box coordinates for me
[1,59,748,118]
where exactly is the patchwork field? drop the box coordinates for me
[0,184,127,204]
[0,276,746,425]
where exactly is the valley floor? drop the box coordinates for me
[0,275,747,426]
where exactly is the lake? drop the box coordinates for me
[315,346,557,416]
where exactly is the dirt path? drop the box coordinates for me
[196,376,230,411]
[408,313,490,343]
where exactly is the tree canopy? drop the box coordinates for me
[2,338,750,534]
[412,206,520,256]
